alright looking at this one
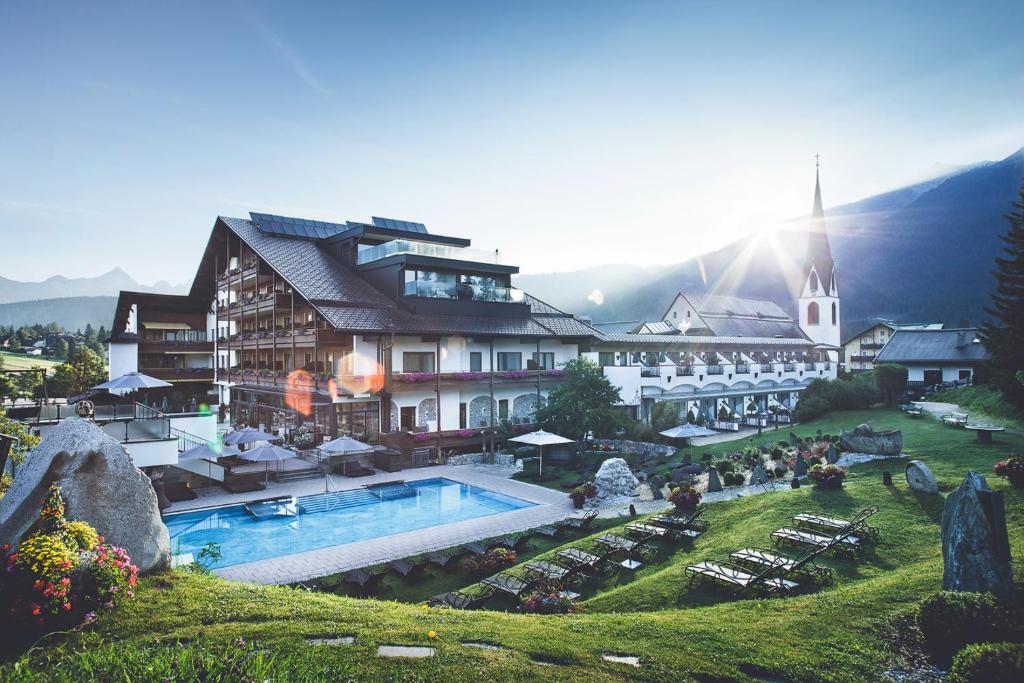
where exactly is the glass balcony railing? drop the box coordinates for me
[357,239,500,265]
[403,280,523,303]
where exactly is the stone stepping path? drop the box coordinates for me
[602,653,641,667]
[305,635,355,646]
[461,641,505,651]
[377,645,435,658]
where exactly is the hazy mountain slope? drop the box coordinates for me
[0,267,188,304]
[0,296,118,331]
[517,147,1024,336]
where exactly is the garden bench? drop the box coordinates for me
[941,411,968,426]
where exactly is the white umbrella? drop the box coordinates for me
[240,443,297,485]
[320,435,373,475]
[225,427,279,446]
[179,441,241,487]
[95,371,172,392]
[508,429,574,476]
[659,423,718,440]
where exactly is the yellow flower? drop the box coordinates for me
[427,630,437,640]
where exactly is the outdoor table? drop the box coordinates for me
[964,425,1004,444]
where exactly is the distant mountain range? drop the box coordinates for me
[0,267,188,305]
[517,146,1024,338]
[0,297,118,332]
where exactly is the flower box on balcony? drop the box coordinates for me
[413,432,434,443]
[456,428,477,439]
[398,372,436,383]
[497,370,531,379]
[454,371,488,381]
[542,368,566,377]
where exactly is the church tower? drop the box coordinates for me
[798,159,841,352]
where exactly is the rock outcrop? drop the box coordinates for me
[941,471,1013,601]
[0,418,171,573]
[592,458,639,499]
[905,460,938,494]
[839,424,903,456]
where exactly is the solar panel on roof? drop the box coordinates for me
[371,216,427,234]
[249,212,349,239]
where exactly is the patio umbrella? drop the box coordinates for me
[508,429,574,476]
[224,427,280,446]
[179,441,241,486]
[240,443,297,485]
[94,371,172,392]
[658,423,718,441]
[319,436,373,475]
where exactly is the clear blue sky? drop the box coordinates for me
[1,1,1022,284]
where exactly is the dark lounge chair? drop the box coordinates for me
[593,534,657,562]
[685,560,799,597]
[222,472,266,494]
[532,524,566,539]
[555,547,618,577]
[556,511,598,532]
[388,558,427,580]
[793,506,880,541]
[481,572,536,599]
[425,550,465,569]
[164,481,199,502]
[729,547,834,587]
[427,589,493,610]
[462,541,489,555]
[490,534,531,552]
[523,559,578,584]
[342,568,388,595]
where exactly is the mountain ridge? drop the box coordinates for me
[0,268,189,304]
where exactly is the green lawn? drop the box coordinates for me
[2,407,1022,682]
[0,350,60,372]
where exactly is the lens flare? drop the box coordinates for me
[587,289,604,305]
[285,369,314,416]
[333,351,385,396]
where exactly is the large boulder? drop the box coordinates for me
[941,471,1013,601]
[905,460,938,494]
[839,424,903,456]
[0,418,170,574]
[592,458,640,498]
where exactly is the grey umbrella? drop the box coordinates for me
[95,371,172,392]
[225,427,280,446]
[508,430,574,476]
[659,423,718,440]
[179,441,242,487]
[240,443,298,485]
[320,436,373,475]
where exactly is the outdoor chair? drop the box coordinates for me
[593,534,657,562]
[462,541,490,555]
[341,568,388,595]
[524,559,579,584]
[684,560,799,597]
[490,533,531,552]
[627,521,700,544]
[481,572,536,599]
[387,558,427,581]
[425,550,465,569]
[941,411,969,426]
[427,589,493,609]
[793,506,880,541]
[555,547,618,577]
[164,481,199,502]
[222,472,266,494]
[531,524,566,539]
[770,527,862,560]
[556,511,598,532]
[729,547,834,586]
[651,506,710,534]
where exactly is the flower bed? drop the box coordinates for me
[667,483,702,510]
[993,456,1024,488]
[460,548,517,576]
[519,579,583,614]
[808,463,846,489]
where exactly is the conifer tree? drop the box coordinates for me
[981,183,1024,408]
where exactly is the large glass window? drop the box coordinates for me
[469,352,482,372]
[496,352,522,371]
[403,352,436,373]
[336,401,380,442]
[404,269,513,303]
[598,352,615,367]
[530,352,555,370]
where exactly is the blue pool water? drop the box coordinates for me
[164,478,534,569]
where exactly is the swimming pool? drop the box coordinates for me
[164,478,535,569]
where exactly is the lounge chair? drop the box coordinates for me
[425,550,464,569]
[556,511,598,532]
[462,542,489,555]
[555,547,618,577]
[730,547,834,586]
[481,572,536,599]
[222,472,266,494]
[593,534,657,562]
[427,589,492,609]
[770,527,862,560]
[793,506,880,541]
[490,534,531,552]
[342,568,388,595]
[626,521,700,544]
[334,461,375,477]
[531,524,565,539]
[685,560,799,597]
[164,481,199,502]
[388,558,427,580]
[523,559,577,583]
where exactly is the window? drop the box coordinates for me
[831,302,837,325]
[498,399,509,421]
[403,352,435,373]
[807,302,820,325]
[496,352,521,371]
[469,352,482,372]
[459,402,467,429]
[598,352,615,367]
[400,406,416,431]
[530,352,555,370]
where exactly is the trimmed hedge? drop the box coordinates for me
[917,592,1019,666]
[948,642,1024,683]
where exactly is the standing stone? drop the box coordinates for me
[794,456,808,478]
[750,463,768,486]
[905,460,938,494]
[706,467,723,493]
[826,446,838,464]
[0,418,171,573]
[592,458,640,499]
[941,471,1014,601]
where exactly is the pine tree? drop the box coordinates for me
[980,183,1024,408]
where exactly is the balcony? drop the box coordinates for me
[849,354,876,363]
[783,363,796,372]
[760,363,773,372]
[389,369,567,391]
[804,362,816,371]
[735,364,750,374]
[357,239,500,265]
[141,367,214,382]
[403,279,523,304]
[640,366,662,378]
[707,365,724,375]
[861,342,885,350]
[676,366,694,376]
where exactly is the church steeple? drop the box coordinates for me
[798,156,841,352]
[803,157,836,296]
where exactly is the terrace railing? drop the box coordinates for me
[707,365,724,375]
[640,366,662,377]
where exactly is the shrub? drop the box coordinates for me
[65,521,100,552]
[460,548,517,576]
[770,448,784,460]
[918,591,1019,666]
[773,466,786,478]
[992,456,1024,485]
[808,463,846,487]
[949,642,1024,683]
[794,396,830,422]
[519,579,583,614]
[667,483,701,510]
[714,460,735,474]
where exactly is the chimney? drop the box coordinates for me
[956,331,966,348]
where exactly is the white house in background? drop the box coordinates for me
[842,321,944,373]
[873,327,990,389]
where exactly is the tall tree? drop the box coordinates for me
[54,339,70,361]
[52,347,107,397]
[536,357,627,440]
[981,183,1024,408]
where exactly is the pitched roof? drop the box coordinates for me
[874,328,990,363]
[689,293,790,320]
[803,167,836,294]
[594,333,816,348]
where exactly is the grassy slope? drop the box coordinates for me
[3,408,1022,682]
[0,351,59,371]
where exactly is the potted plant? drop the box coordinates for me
[993,456,1024,488]
[808,463,846,489]
[519,579,583,614]
[666,482,701,510]
[569,482,597,509]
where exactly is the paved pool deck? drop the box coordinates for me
[163,466,573,585]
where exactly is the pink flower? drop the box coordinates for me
[84,611,97,624]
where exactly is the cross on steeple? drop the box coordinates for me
[814,152,821,169]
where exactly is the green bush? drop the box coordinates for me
[918,592,1019,666]
[949,642,1024,683]
[794,396,830,422]
[773,466,786,478]
[714,460,735,475]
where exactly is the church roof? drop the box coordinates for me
[803,166,836,295]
